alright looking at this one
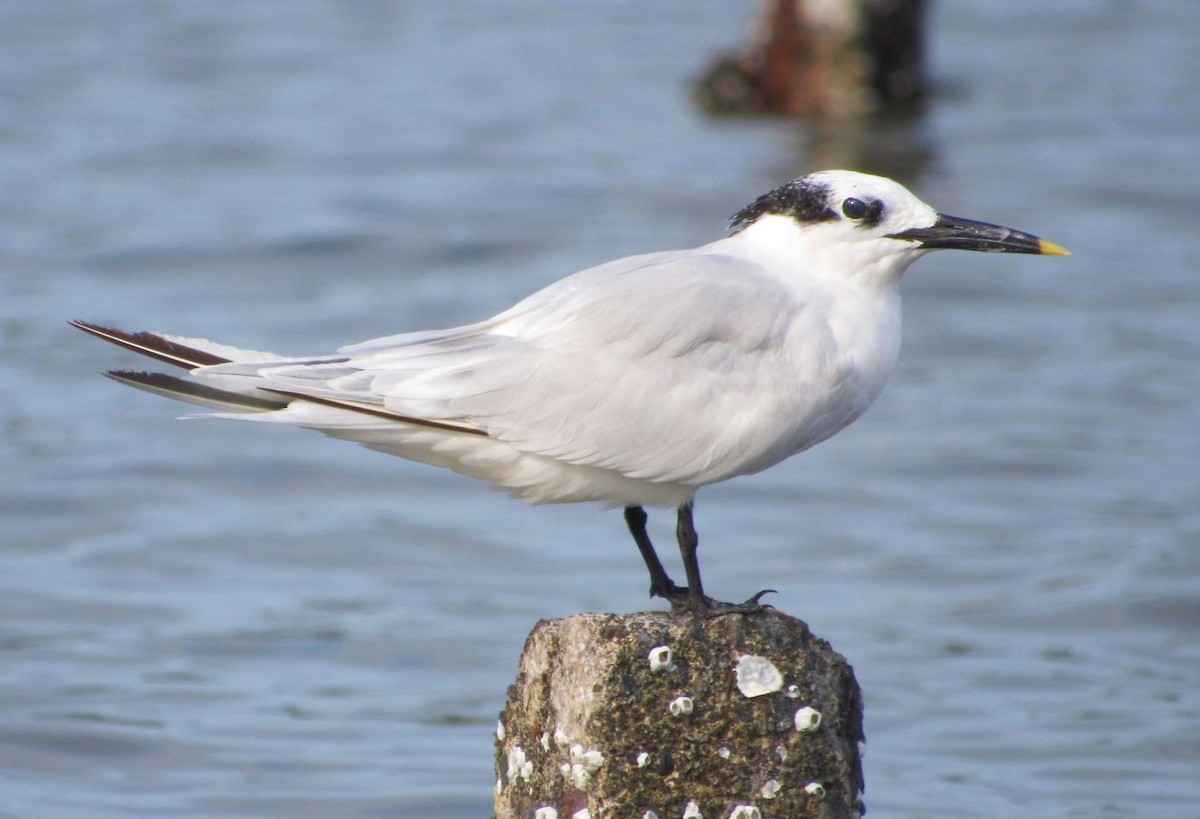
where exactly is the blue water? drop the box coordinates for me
[2,2,1198,817]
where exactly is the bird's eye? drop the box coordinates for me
[842,197,870,220]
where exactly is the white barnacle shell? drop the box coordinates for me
[786,684,801,699]
[494,777,502,796]
[540,731,551,751]
[533,808,558,819]
[506,746,533,784]
[566,744,604,787]
[683,801,703,819]
[668,696,694,716]
[496,720,506,741]
[571,810,591,819]
[717,746,730,759]
[775,744,788,762]
[636,751,650,768]
[794,705,822,732]
[805,782,826,799]
[761,778,782,799]
[728,807,761,819]
[648,645,674,672]
[569,763,591,790]
[642,811,660,819]
[735,655,784,697]
[554,728,570,748]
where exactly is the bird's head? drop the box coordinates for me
[729,170,1068,287]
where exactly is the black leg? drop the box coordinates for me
[675,501,776,616]
[675,501,706,606]
[624,503,775,616]
[624,506,685,600]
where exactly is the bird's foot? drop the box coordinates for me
[659,587,777,618]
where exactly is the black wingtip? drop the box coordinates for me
[70,320,231,369]
[104,369,288,412]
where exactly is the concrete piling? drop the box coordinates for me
[495,609,864,819]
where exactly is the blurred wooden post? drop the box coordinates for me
[494,610,865,819]
[694,0,927,117]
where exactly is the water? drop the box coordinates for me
[2,2,1198,817]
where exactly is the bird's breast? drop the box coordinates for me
[761,285,902,468]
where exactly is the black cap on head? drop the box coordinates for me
[730,178,838,233]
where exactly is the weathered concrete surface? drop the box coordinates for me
[495,610,864,819]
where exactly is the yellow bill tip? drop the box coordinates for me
[1037,238,1071,256]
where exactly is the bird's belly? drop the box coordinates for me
[309,412,696,508]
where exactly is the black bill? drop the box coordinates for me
[888,214,1070,255]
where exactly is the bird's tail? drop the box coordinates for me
[70,320,291,413]
[71,320,488,434]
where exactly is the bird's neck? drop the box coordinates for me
[721,215,914,295]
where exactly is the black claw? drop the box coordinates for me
[744,588,777,606]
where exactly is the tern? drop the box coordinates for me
[73,170,1068,614]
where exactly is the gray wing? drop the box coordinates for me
[255,248,834,486]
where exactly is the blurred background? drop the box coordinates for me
[2,2,1198,817]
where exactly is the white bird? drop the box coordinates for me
[73,170,1068,613]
